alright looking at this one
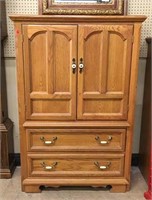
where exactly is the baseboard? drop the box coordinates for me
[14,153,21,166]
[131,153,139,166]
[14,153,139,167]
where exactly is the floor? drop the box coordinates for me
[0,167,148,200]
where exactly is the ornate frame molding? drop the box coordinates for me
[39,0,127,15]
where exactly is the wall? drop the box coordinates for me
[3,0,152,153]
[5,58,19,152]
[133,59,146,153]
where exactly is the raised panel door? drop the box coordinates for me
[78,25,133,120]
[23,25,77,120]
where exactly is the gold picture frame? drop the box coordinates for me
[38,0,128,15]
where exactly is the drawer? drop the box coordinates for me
[28,153,124,177]
[27,129,126,152]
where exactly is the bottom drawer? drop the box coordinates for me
[28,153,124,177]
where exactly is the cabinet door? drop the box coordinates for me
[78,25,133,120]
[23,25,77,120]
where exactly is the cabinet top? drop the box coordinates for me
[10,15,147,23]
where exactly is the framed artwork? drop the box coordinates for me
[38,0,128,15]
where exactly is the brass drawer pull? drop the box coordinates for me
[40,136,57,145]
[94,161,111,170]
[95,136,112,145]
[41,162,58,171]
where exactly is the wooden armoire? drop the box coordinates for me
[10,15,146,193]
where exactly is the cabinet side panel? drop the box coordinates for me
[124,23,142,187]
[14,22,27,191]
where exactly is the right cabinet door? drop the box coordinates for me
[77,25,133,120]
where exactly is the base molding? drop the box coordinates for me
[23,184,128,193]
[22,178,129,193]
[0,172,13,179]
[110,185,127,193]
[0,155,16,179]
[0,118,16,179]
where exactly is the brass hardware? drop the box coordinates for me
[79,58,84,73]
[94,161,111,170]
[40,136,57,145]
[72,58,77,73]
[41,162,58,171]
[95,136,112,145]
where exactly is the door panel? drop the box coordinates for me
[78,25,133,120]
[84,32,103,93]
[23,25,77,120]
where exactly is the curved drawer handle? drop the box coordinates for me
[94,161,111,170]
[40,136,57,145]
[41,162,58,171]
[95,136,112,145]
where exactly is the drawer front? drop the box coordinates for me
[27,129,126,152]
[28,153,124,177]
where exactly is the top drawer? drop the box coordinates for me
[26,129,126,152]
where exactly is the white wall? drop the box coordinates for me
[133,59,146,153]
[5,58,19,153]
[5,58,147,153]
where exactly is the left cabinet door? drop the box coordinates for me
[23,25,77,120]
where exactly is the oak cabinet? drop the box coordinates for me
[10,15,146,193]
